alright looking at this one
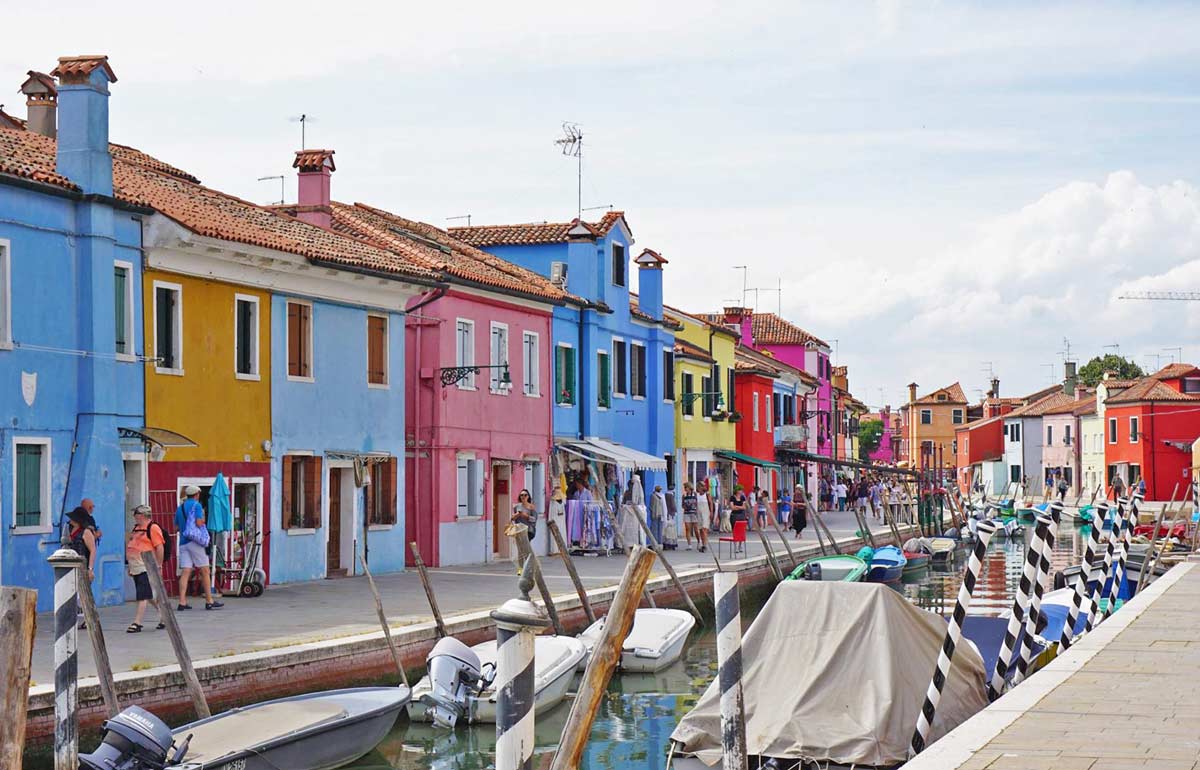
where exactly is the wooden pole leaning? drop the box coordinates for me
[752,525,784,581]
[767,516,799,570]
[408,542,448,639]
[798,486,841,554]
[141,551,209,719]
[358,553,409,689]
[76,575,119,717]
[509,524,565,636]
[629,506,704,623]
[0,586,37,770]
[549,547,657,770]
[546,520,597,625]
[602,505,656,608]
[1141,502,1188,596]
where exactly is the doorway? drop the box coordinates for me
[492,462,511,560]
[122,454,147,600]
[326,466,355,578]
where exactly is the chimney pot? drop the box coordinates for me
[1064,361,1078,397]
[20,71,57,138]
[51,55,117,195]
[908,382,918,403]
[293,149,336,229]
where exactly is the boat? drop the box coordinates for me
[82,688,412,770]
[865,545,907,583]
[409,634,586,726]
[927,537,957,562]
[577,608,696,673]
[902,550,931,572]
[786,553,868,582]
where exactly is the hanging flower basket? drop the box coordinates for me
[727,411,744,423]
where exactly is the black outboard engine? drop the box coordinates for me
[79,706,188,770]
[803,561,822,581]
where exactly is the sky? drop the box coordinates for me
[5,1,1200,409]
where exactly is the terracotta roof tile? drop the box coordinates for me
[674,338,714,363]
[912,382,968,405]
[109,143,200,183]
[1106,378,1200,404]
[293,149,335,172]
[1007,391,1079,417]
[51,56,117,84]
[737,313,828,348]
[634,247,668,266]
[20,71,56,95]
[449,211,626,247]
[1150,363,1199,380]
[1071,397,1098,416]
[0,124,76,189]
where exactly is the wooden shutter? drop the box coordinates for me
[554,347,565,403]
[287,303,302,377]
[281,456,294,529]
[385,458,398,525]
[636,345,647,397]
[367,315,386,384]
[305,456,322,528]
[598,352,611,408]
[566,348,576,403]
[663,351,674,400]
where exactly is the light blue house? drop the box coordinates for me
[451,214,677,499]
[0,57,148,609]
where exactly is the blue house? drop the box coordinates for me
[0,57,148,609]
[451,214,676,500]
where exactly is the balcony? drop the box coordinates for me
[778,424,809,445]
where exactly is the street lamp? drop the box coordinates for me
[439,363,511,388]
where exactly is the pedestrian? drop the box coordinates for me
[791,484,808,539]
[777,487,792,526]
[729,484,750,529]
[835,478,848,511]
[650,485,668,547]
[664,486,679,549]
[512,489,537,539]
[174,485,222,611]
[125,505,165,633]
[755,489,771,531]
[695,481,713,550]
[681,483,699,550]
[855,478,868,516]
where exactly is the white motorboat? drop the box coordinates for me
[576,608,696,673]
[408,634,586,726]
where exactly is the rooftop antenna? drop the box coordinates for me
[289,114,316,150]
[256,175,285,205]
[581,204,613,212]
[446,214,472,226]
[555,122,583,220]
[1042,363,1055,384]
[753,285,781,315]
[733,266,748,307]
[1061,337,1073,363]
[1145,353,1163,370]
[1163,346,1183,364]
[830,339,840,365]
[1102,343,1121,357]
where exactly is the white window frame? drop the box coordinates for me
[114,259,135,361]
[630,341,646,400]
[1108,418,1118,445]
[152,280,184,376]
[490,321,510,394]
[952,408,964,425]
[285,299,315,383]
[752,392,760,431]
[456,453,484,520]
[555,342,576,407]
[920,408,932,425]
[12,436,51,534]
[0,238,10,349]
[766,394,773,432]
[455,318,476,390]
[1130,416,1139,444]
[522,331,540,397]
[366,312,389,389]
[234,293,261,381]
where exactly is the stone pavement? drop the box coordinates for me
[29,507,901,685]
[905,561,1200,770]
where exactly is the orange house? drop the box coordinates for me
[904,382,968,479]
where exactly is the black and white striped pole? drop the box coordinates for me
[1059,499,1110,651]
[492,559,549,770]
[713,571,748,770]
[1013,505,1061,686]
[1103,493,1141,620]
[912,518,996,755]
[988,508,1048,699]
[1083,495,1126,633]
[48,546,85,770]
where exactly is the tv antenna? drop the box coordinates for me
[581,204,613,213]
[1145,353,1163,370]
[555,122,583,219]
[289,114,316,149]
[733,266,748,307]
[753,284,781,315]
[257,175,285,205]
[1061,337,1073,363]
[1163,346,1183,364]
[980,361,995,378]
[446,214,472,226]
[1102,343,1121,357]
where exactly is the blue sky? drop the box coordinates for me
[6,1,1200,407]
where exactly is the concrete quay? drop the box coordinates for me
[906,560,1200,770]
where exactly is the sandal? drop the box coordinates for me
[126,623,143,633]
[156,622,166,630]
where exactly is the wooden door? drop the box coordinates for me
[327,471,342,575]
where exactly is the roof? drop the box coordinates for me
[831,365,847,377]
[699,312,829,349]
[674,338,714,364]
[1106,378,1200,405]
[1006,391,1079,418]
[1150,363,1199,380]
[1098,378,1138,389]
[664,305,741,339]
[0,107,24,130]
[734,347,781,378]
[1071,396,1098,416]
[293,149,335,172]
[51,55,117,84]
[634,248,668,266]
[1042,393,1092,415]
[911,382,968,405]
[957,413,1007,431]
[449,211,626,247]
[20,71,56,95]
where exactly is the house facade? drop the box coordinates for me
[1041,394,1092,496]
[865,406,898,464]
[731,345,782,494]
[1103,366,1200,499]
[955,415,1006,495]
[904,382,968,481]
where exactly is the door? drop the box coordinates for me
[122,457,147,600]
[327,470,343,576]
[492,463,511,560]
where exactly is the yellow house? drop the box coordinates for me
[666,307,738,501]
[903,381,968,476]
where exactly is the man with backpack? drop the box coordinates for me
[175,485,223,611]
[125,505,166,632]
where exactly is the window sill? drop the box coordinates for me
[632,395,645,401]
[556,402,576,408]
[457,384,478,392]
[663,399,675,405]
[368,382,390,390]
[288,375,315,384]
[235,372,261,382]
[10,524,51,535]
[155,367,185,377]
[613,393,627,399]
[683,415,693,421]
[489,389,512,396]
[284,527,317,536]
[368,524,395,531]
[456,515,484,523]
[523,391,541,399]
[116,352,137,363]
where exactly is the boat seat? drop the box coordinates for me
[180,700,349,763]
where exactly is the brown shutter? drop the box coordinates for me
[368,316,386,384]
[299,304,312,377]
[281,456,293,529]
[287,303,301,377]
[386,457,397,525]
[306,456,323,529]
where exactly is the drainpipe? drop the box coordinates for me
[578,308,586,439]
[406,287,447,567]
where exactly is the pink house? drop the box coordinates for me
[329,203,571,567]
[866,406,899,463]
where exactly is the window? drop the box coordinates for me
[726,367,735,411]
[1108,418,1118,444]
[766,395,772,431]
[555,345,576,405]
[366,458,397,525]
[1047,425,1053,446]
[1008,422,1021,443]
[1184,378,1200,394]
[281,455,322,530]
[114,262,134,358]
[752,393,760,430]
[153,282,183,373]
[630,343,647,398]
[1130,416,1139,444]
[367,314,388,386]
[612,243,626,287]
[774,395,783,427]
[952,409,964,424]
[455,319,475,389]
[662,350,675,401]
[1064,425,1072,445]
[522,332,539,396]
[920,409,932,425]
[612,339,627,397]
[682,372,695,417]
[597,351,611,408]
[456,456,483,518]
[937,393,947,402]
[0,239,9,347]
[1010,465,1022,483]
[286,300,313,380]
[490,323,509,393]
[702,373,715,416]
[234,295,259,378]
[13,438,50,531]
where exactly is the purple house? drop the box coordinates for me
[865,406,899,464]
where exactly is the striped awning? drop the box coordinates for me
[556,438,667,471]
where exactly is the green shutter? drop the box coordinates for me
[555,347,564,402]
[598,353,611,408]
[15,444,42,527]
[113,267,128,353]
[566,348,576,403]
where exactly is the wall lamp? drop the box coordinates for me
[439,363,511,388]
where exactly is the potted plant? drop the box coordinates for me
[727,410,744,423]
[711,409,729,421]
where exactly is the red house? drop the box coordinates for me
[955,395,1020,494]
[730,346,783,495]
[1104,364,1200,499]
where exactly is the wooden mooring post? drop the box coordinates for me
[408,542,448,638]
[76,575,119,717]
[713,571,749,770]
[142,551,210,719]
[358,554,409,688]
[509,524,565,636]
[546,520,596,625]
[0,586,37,770]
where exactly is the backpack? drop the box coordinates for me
[151,521,173,563]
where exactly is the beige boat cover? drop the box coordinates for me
[671,582,988,767]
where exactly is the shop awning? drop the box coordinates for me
[556,438,667,471]
[325,450,392,462]
[714,450,780,470]
[774,447,919,477]
[118,426,197,449]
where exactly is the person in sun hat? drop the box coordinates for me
[125,504,165,632]
[174,485,222,611]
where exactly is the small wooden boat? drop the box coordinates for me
[786,554,868,582]
[577,608,695,673]
[927,537,957,561]
[901,550,931,572]
[865,545,907,583]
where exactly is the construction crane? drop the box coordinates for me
[1119,291,1200,301]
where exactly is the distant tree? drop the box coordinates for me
[1077,355,1145,387]
[858,418,884,460]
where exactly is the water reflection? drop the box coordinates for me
[352,524,1091,770]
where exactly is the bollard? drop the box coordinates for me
[988,507,1049,699]
[713,571,748,770]
[0,586,38,770]
[492,566,550,770]
[48,547,84,770]
[1103,493,1142,620]
[1084,497,1127,633]
[1014,504,1062,685]
[1059,499,1110,651]
[912,519,996,755]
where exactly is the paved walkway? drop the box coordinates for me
[30,507,900,685]
[906,561,1200,770]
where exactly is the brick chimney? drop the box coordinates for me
[20,71,57,138]
[634,248,667,320]
[51,55,117,195]
[908,382,918,403]
[989,376,999,398]
[293,149,336,228]
[722,306,753,345]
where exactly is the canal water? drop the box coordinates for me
[352,523,1092,770]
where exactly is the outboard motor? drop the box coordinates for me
[803,561,822,581]
[419,637,495,729]
[79,706,188,770]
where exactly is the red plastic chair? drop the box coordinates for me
[719,520,748,560]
